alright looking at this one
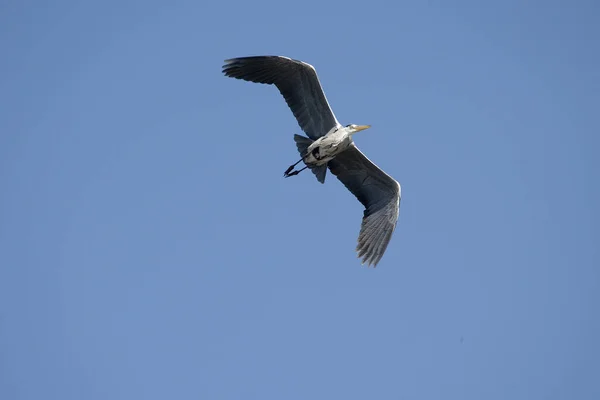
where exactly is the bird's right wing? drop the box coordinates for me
[222,56,340,140]
[328,145,401,267]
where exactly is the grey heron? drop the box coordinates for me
[222,56,401,267]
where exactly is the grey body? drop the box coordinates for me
[302,125,355,166]
[222,56,402,267]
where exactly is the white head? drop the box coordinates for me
[345,124,371,135]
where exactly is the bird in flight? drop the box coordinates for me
[222,56,401,267]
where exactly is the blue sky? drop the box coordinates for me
[1,0,599,399]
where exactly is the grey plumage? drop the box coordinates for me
[222,56,338,141]
[293,134,327,184]
[222,55,402,267]
[328,147,400,266]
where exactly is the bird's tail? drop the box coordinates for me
[293,134,327,184]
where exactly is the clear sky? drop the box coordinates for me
[1,1,598,399]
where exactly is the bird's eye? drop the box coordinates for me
[346,124,351,128]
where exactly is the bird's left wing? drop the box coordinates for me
[328,145,401,267]
[222,56,340,140]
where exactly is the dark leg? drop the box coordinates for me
[283,159,303,177]
[284,165,308,178]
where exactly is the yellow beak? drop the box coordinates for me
[354,125,371,132]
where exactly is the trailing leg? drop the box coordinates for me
[284,163,308,178]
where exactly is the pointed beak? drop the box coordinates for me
[354,125,371,132]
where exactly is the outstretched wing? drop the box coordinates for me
[222,56,340,140]
[328,145,401,267]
